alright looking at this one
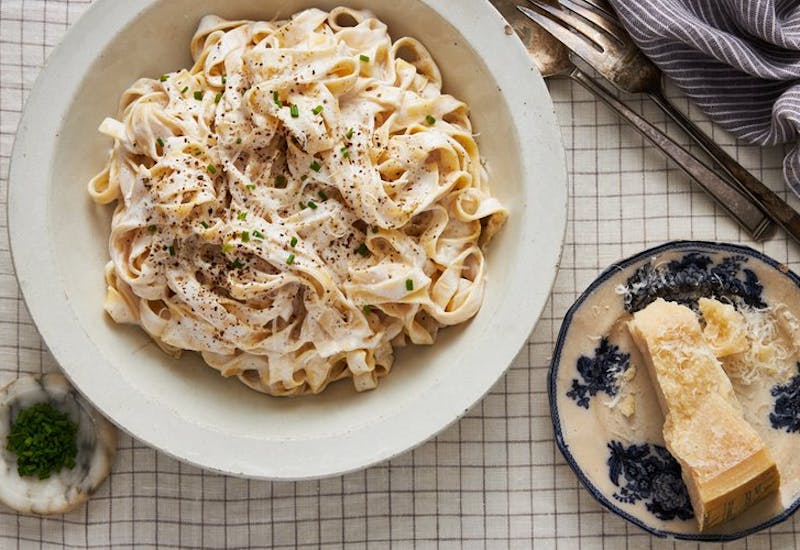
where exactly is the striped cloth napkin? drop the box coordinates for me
[610,0,800,195]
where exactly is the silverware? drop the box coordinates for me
[490,0,775,241]
[520,0,800,244]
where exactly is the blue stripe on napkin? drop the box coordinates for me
[610,0,800,195]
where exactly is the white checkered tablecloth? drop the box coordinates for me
[2,1,800,548]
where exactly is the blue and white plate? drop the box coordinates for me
[550,241,800,540]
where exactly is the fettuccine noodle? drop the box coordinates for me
[89,8,506,396]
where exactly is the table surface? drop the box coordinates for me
[2,1,800,548]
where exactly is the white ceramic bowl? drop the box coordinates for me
[9,0,567,479]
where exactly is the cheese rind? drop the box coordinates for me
[627,298,780,530]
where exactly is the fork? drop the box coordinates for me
[499,1,773,240]
[519,0,800,244]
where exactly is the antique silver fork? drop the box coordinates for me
[490,0,773,239]
[519,0,800,244]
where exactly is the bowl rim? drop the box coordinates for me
[548,239,800,541]
[9,0,568,479]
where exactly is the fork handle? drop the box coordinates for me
[569,69,774,240]
[648,89,800,244]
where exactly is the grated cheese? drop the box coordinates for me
[718,301,797,385]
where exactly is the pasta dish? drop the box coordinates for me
[88,7,506,396]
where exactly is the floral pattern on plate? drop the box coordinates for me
[770,365,800,434]
[566,338,631,409]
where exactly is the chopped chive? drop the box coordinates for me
[273,91,282,107]
[156,137,165,148]
[160,74,169,82]
[168,244,176,256]
[406,279,414,291]
[237,211,247,221]
[307,200,318,210]
[356,243,370,256]
[300,174,308,182]
[214,92,222,103]
[318,190,328,201]
[286,253,295,265]
[222,74,227,84]
[275,175,287,188]
[426,115,436,125]
[310,161,321,172]
[359,54,370,62]
[252,230,265,239]
[147,225,157,233]
[200,221,209,229]
[236,137,242,144]
[246,184,256,190]
[193,90,203,100]
[346,128,354,140]
[340,146,350,158]
[241,231,250,243]
[312,105,323,115]
[290,104,299,118]
[363,304,372,314]
[229,258,244,269]
[290,236,298,247]
[180,86,189,94]
[221,243,233,254]
[6,402,79,479]
[207,164,217,175]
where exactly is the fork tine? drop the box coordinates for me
[525,0,613,52]
[517,4,605,62]
[559,0,628,43]
[580,0,615,17]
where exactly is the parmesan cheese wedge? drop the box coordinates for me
[627,298,780,530]
[699,298,748,358]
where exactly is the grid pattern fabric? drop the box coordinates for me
[1,1,800,548]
